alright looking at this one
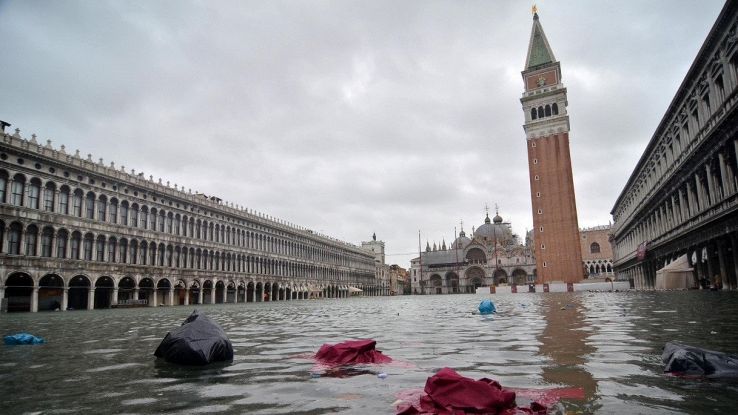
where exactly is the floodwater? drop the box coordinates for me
[1,291,738,414]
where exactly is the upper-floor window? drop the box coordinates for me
[43,183,55,211]
[72,190,83,217]
[590,242,601,254]
[11,174,25,206]
[59,187,70,214]
[0,170,7,203]
[28,179,41,209]
[85,193,95,219]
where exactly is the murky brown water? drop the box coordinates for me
[1,291,737,414]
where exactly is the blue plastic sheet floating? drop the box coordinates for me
[478,299,496,315]
[4,333,45,345]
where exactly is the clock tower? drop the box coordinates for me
[520,11,583,284]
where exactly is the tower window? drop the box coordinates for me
[536,192,541,197]
[541,244,545,249]
[545,105,551,117]
[533,159,538,164]
[543,261,547,268]
[552,103,559,115]
[531,142,536,148]
[538,107,544,118]
[535,175,539,181]
[539,226,543,232]
[531,108,537,120]
[537,209,542,214]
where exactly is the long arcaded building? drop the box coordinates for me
[0,122,378,312]
[611,1,738,289]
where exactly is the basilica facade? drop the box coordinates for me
[0,123,379,312]
[409,212,537,295]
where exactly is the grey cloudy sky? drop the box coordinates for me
[0,0,726,267]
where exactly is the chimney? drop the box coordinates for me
[0,120,10,133]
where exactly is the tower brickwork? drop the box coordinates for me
[520,12,583,283]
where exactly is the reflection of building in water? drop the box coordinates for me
[410,210,537,295]
[538,294,598,409]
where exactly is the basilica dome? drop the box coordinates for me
[452,229,472,249]
[473,213,514,244]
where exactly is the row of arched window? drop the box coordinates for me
[0,169,373,269]
[0,220,376,283]
[588,263,613,274]
[530,103,559,120]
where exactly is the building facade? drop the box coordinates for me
[410,212,537,295]
[580,225,615,280]
[520,12,583,283]
[611,1,738,290]
[361,233,391,296]
[0,123,379,312]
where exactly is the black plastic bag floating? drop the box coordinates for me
[662,341,738,378]
[154,310,233,365]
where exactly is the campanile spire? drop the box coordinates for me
[520,11,583,284]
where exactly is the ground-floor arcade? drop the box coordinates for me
[1,270,382,312]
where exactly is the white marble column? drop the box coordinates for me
[62,288,68,311]
[168,288,174,306]
[184,288,190,305]
[112,288,119,306]
[87,288,95,310]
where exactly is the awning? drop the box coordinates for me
[348,286,363,293]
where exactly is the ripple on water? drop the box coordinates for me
[86,363,144,373]
[2,293,738,414]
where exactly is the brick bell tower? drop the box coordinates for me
[520,10,583,284]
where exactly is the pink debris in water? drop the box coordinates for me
[395,367,584,414]
[315,339,393,365]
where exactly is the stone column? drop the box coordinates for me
[168,288,174,306]
[718,152,733,196]
[233,288,238,304]
[706,243,715,285]
[221,286,227,304]
[62,288,68,311]
[31,287,39,313]
[112,288,119,306]
[198,288,203,305]
[717,239,728,290]
[210,288,216,305]
[184,288,190,305]
[151,290,158,307]
[678,188,687,222]
[706,164,717,204]
[134,287,140,301]
[728,234,738,290]
[87,288,95,310]
[694,173,704,212]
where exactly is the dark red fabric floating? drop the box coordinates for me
[314,339,393,364]
[398,367,547,415]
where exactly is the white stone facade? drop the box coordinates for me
[0,126,380,312]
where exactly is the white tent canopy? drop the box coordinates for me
[348,286,362,293]
[655,254,694,290]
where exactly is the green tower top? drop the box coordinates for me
[525,12,556,70]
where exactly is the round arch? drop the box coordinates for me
[95,276,115,309]
[68,275,91,310]
[38,274,64,311]
[4,272,34,312]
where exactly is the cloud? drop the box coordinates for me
[0,0,726,267]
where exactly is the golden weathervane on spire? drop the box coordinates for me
[532,4,538,15]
